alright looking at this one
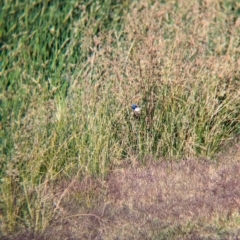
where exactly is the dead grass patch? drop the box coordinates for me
[13,144,238,240]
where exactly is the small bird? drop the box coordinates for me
[131,104,141,116]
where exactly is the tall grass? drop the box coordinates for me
[1,0,240,236]
[1,0,131,234]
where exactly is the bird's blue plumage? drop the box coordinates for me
[132,104,138,110]
[131,104,141,114]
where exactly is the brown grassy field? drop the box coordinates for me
[5,142,240,239]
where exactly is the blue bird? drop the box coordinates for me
[131,104,141,115]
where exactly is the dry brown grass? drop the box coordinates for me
[69,0,240,159]
[7,142,239,240]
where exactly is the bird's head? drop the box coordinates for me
[131,104,141,115]
[131,104,138,110]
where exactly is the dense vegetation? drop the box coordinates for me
[1,0,240,238]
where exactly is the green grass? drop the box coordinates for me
[1,0,240,237]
